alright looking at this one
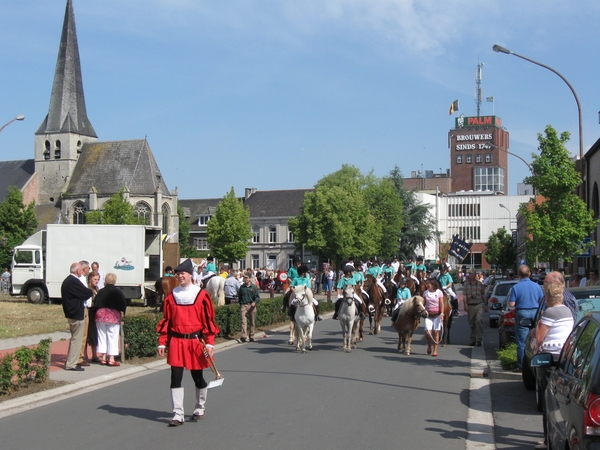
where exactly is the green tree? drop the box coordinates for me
[206,187,252,265]
[521,125,598,268]
[484,227,517,273]
[389,166,437,259]
[290,166,380,267]
[86,189,144,225]
[0,187,38,268]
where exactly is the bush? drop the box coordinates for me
[123,315,161,359]
[496,342,518,370]
[0,338,51,396]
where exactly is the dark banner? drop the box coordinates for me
[449,234,472,263]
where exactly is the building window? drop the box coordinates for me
[486,153,492,163]
[238,258,246,270]
[267,255,277,270]
[466,154,472,164]
[54,140,61,159]
[450,226,481,241]
[476,154,482,163]
[252,228,260,243]
[269,226,277,243]
[448,203,481,217]
[252,254,260,269]
[288,231,294,243]
[135,202,152,225]
[475,167,505,193]
[456,155,463,164]
[194,238,208,250]
[44,140,51,160]
[198,215,211,226]
[72,202,86,224]
[161,203,170,234]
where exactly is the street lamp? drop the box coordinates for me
[499,203,512,229]
[492,45,583,161]
[0,115,25,134]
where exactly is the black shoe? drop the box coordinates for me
[359,313,366,320]
[470,341,476,346]
[476,341,482,347]
[316,316,323,321]
[452,310,459,317]
[191,412,204,421]
[249,338,255,342]
[280,305,286,312]
[66,365,85,371]
[168,419,184,427]
[332,313,338,320]
[240,337,247,343]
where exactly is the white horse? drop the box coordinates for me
[339,285,360,352]
[292,285,315,353]
[204,275,225,306]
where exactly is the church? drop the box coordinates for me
[0,0,178,239]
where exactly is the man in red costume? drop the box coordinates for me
[157,259,220,427]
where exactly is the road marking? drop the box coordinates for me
[467,345,496,449]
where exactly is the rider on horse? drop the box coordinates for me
[200,256,217,286]
[382,259,396,286]
[437,265,459,317]
[332,264,365,320]
[366,257,387,297]
[289,265,322,321]
[281,256,302,312]
[391,278,412,323]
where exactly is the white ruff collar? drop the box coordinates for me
[173,284,200,305]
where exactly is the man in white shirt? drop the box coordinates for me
[78,260,92,366]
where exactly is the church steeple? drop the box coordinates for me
[36,0,96,137]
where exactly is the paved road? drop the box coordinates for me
[1,313,480,450]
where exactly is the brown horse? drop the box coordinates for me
[154,276,179,312]
[354,285,368,341]
[396,268,417,295]
[392,295,428,355]
[363,274,386,335]
[416,270,428,296]
[383,273,397,316]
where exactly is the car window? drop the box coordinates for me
[563,320,598,378]
[559,319,588,373]
[495,283,516,296]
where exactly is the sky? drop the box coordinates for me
[1,1,599,200]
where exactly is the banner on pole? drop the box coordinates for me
[449,234,473,263]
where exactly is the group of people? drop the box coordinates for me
[61,260,127,371]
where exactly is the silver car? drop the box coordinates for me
[488,280,518,328]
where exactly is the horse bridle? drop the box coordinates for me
[410,297,428,319]
[294,291,310,307]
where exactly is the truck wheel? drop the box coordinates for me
[27,287,45,304]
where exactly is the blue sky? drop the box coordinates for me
[1,1,599,199]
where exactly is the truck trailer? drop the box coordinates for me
[11,224,162,303]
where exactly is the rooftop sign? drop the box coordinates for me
[455,115,502,128]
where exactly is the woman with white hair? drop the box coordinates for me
[95,273,127,366]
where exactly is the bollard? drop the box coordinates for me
[270,288,274,298]
[326,290,331,302]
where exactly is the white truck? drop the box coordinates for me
[11,224,163,304]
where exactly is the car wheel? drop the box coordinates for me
[27,287,45,304]
[522,356,536,391]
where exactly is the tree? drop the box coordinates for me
[389,166,437,259]
[0,187,38,268]
[521,125,598,268]
[86,189,144,225]
[206,187,252,265]
[289,183,379,267]
[484,227,517,273]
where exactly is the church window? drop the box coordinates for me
[77,140,82,155]
[161,203,170,234]
[135,202,151,225]
[54,140,61,159]
[44,140,51,160]
[72,202,86,224]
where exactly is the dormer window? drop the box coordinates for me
[198,215,212,226]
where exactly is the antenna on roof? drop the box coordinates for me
[475,62,484,117]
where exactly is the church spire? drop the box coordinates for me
[36,0,97,138]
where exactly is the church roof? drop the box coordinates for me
[243,189,312,218]
[0,159,35,202]
[65,139,170,196]
[36,0,96,138]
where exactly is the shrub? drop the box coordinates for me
[0,338,51,396]
[123,315,161,359]
[497,342,518,370]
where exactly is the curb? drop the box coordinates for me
[488,360,523,381]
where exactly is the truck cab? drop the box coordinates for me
[11,242,46,303]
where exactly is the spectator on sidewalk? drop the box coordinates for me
[95,273,127,367]
[238,272,260,342]
[1,268,10,293]
[463,269,487,347]
[91,261,106,289]
[77,260,92,367]
[224,270,242,305]
[61,262,94,371]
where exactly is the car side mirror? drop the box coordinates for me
[519,317,534,328]
[530,353,555,368]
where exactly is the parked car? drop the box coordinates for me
[488,280,518,328]
[531,312,600,450]
[521,286,600,411]
[484,275,508,301]
[498,286,517,348]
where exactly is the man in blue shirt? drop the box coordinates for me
[508,265,545,371]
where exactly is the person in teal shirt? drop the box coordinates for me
[382,260,395,282]
[289,265,322,321]
[332,264,364,320]
[437,266,458,317]
[366,257,388,296]
[282,256,302,312]
[405,257,416,275]
[391,279,412,322]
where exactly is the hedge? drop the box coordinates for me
[0,339,51,396]
[122,296,335,359]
